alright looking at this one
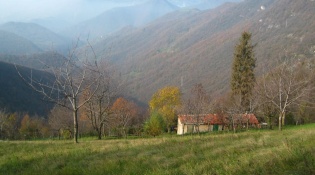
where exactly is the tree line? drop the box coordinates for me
[4,32,315,142]
[0,96,146,140]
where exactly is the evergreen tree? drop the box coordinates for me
[231,32,256,112]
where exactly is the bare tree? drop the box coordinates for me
[16,41,101,143]
[81,62,114,139]
[256,60,313,130]
[213,92,252,132]
[256,101,277,129]
[188,83,210,134]
[48,105,73,139]
[111,97,138,138]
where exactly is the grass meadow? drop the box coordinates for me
[0,124,315,175]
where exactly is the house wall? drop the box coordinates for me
[209,125,214,131]
[177,118,224,135]
[199,125,211,132]
[177,119,184,135]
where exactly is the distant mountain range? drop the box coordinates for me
[0,30,42,55]
[62,0,179,39]
[0,22,71,53]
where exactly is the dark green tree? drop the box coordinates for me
[231,32,256,112]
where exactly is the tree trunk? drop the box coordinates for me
[96,128,101,140]
[282,112,286,126]
[123,127,127,139]
[232,116,236,133]
[58,128,61,140]
[97,130,102,140]
[73,109,79,143]
[268,117,273,130]
[97,124,103,140]
[278,113,283,131]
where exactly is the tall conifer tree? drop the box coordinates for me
[231,32,256,112]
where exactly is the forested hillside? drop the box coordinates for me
[170,0,241,10]
[91,0,315,102]
[0,51,66,70]
[0,61,54,115]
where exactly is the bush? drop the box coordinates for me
[144,112,165,137]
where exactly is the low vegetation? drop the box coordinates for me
[0,124,314,175]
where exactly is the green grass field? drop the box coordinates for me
[1,124,315,175]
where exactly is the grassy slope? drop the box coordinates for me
[0,124,314,175]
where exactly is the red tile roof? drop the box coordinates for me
[238,113,259,124]
[178,113,259,125]
[178,114,227,125]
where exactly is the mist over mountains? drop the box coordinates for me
[0,22,71,53]
[0,0,314,115]
[0,0,238,32]
[62,0,180,39]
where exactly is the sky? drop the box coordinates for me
[0,0,142,24]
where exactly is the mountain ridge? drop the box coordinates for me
[61,0,179,39]
[0,22,71,53]
[0,30,42,55]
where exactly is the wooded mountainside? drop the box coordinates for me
[90,0,315,102]
[0,61,54,115]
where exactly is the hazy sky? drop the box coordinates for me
[0,0,239,26]
[0,0,140,24]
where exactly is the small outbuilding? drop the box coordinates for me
[177,114,227,135]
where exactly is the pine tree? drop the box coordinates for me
[231,32,256,112]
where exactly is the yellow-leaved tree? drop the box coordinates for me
[149,86,181,133]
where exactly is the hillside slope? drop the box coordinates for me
[0,61,54,115]
[92,0,315,102]
[0,51,66,70]
[170,0,241,10]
